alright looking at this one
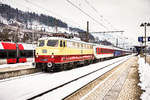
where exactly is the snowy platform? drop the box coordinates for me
[0,63,38,79]
[0,55,137,100]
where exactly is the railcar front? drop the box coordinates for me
[0,42,34,65]
[0,42,17,64]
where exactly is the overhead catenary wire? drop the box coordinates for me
[84,0,117,30]
[66,0,109,30]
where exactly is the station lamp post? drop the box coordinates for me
[140,22,150,63]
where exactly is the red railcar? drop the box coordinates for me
[0,42,34,65]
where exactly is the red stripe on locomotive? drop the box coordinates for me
[35,54,94,64]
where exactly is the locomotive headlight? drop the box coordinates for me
[36,53,39,58]
[51,53,54,58]
[51,55,54,58]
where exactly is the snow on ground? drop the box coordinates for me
[0,56,131,100]
[0,62,33,69]
[37,56,130,100]
[138,56,150,100]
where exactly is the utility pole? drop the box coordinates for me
[140,22,150,63]
[86,21,89,42]
[55,19,58,33]
[116,38,118,47]
[15,24,20,63]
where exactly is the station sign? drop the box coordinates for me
[138,37,143,42]
[148,37,150,41]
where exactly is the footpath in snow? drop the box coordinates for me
[138,56,150,100]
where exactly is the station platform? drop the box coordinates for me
[0,55,149,99]
[0,62,39,79]
[65,56,144,100]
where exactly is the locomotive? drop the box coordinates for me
[35,37,131,72]
[0,41,34,65]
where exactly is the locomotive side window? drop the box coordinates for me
[67,41,73,48]
[63,41,65,47]
[39,40,44,47]
[47,40,58,47]
[0,50,7,59]
[60,40,63,47]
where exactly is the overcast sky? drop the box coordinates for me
[1,0,150,45]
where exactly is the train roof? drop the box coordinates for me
[0,42,16,50]
[38,37,93,45]
[38,37,132,52]
[94,44,114,49]
[0,42,35,50]
[18,43,35,50]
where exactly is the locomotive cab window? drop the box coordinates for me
[47,40,58,47]
[38,40,44,47]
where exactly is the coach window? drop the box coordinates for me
[47,40,58,47]
[0,50,7,59]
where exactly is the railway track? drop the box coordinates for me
[28,56,131,100]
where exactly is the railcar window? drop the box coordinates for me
[38,40,44,47]
[20,50,33,57]
[20,50,26,57]
[0,50,7,59]
[47,40,58,47]
[25,50,33,57]
[8,50,16,58]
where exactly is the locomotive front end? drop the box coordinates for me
[35,38,60,71]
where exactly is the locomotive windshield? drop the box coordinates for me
[47,40,58,47]
[38,40,45,47]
